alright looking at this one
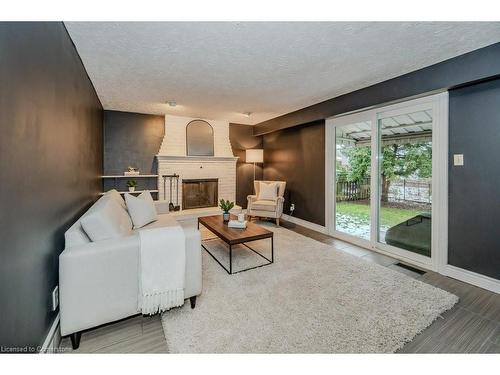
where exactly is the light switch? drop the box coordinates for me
[453,154,464,166]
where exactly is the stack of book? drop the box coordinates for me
[228,220,247,229]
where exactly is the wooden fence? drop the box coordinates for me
[336,176,431,203]
[389,179,432,204]
[336,177,370,201]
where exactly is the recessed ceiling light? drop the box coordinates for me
[243,112,252,117]
[167,100,177,107]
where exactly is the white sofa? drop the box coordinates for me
[59,192,202,350]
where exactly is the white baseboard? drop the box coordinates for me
[39,313,60,354]
[281,214,327,234]
[443,265,500,294]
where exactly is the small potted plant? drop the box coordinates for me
[219,199,234,223]
[127,179,138,192]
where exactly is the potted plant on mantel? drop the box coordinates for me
[127,179,138,192]
[219,199,234,223]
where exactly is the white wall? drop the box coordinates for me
[156,114,238,208]
[158,115,234,157]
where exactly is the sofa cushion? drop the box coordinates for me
[257,181,278,201]
[64,195,110,248]
[65,225,91,248]
[104,189,126,209]
[81,197,133,241]
[251,199,277,212]
[125,191,158,229]
[136,213,179,231]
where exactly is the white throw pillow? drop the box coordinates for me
[125,191,158,229]
[258,182,278,201]
[104,189,126,209]
[81,197,133,241]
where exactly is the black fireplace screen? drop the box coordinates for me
[182,178,218,209]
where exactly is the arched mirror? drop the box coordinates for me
[186,120,214,156]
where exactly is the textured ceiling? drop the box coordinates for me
[65,22,500,125]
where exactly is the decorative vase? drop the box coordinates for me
[223,212,230,223]
[129,187,135,192]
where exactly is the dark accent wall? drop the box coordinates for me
[254,42,500,136]
[263,121,325,225]
[448,79,500,280]
[259,42,500,280]
[104,110,165,175]
[103,111,164,196]
[229,124,263,208]
[0,22,103,350]
[102,117,259,208]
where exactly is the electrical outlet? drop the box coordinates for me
[52,286,59,311]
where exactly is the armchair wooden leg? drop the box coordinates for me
[276,218,280,226]
[190,296,197,309]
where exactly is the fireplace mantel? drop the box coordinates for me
[156,155,239,162]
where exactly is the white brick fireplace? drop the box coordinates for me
[156,115,238,209]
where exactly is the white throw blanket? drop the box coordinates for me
[138,226,186,315]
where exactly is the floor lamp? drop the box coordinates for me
[246,149,264,183]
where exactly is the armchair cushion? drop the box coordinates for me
[257,181,278,201]
[251,199,277,212]
[254,180,286,198]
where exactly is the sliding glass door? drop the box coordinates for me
[334,115,373,241]
[327,93,448,270]
[376,106,433,260]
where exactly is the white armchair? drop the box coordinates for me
[247,181,286,226]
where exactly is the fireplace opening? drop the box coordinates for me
[182,179,218,210]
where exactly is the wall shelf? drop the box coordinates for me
[101,175,159,178]
[100,189,159,195]
[101,175,159,198]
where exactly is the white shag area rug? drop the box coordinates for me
[161,225,458,353]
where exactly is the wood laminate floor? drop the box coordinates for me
[60,220,499,354]
[59,314,168,353]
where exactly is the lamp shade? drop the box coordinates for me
[246,149,264,163]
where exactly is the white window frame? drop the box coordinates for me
[325,92,448,272]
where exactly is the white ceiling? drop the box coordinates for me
[65,22,500,125]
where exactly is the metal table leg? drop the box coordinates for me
[271,236,274,263]
[200,229,274,275]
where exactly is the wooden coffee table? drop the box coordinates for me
[198,215,274,274]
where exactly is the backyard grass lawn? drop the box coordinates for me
[336,201,423,228]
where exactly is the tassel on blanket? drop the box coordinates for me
[138,225,186,315]
[140,288,185,315]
